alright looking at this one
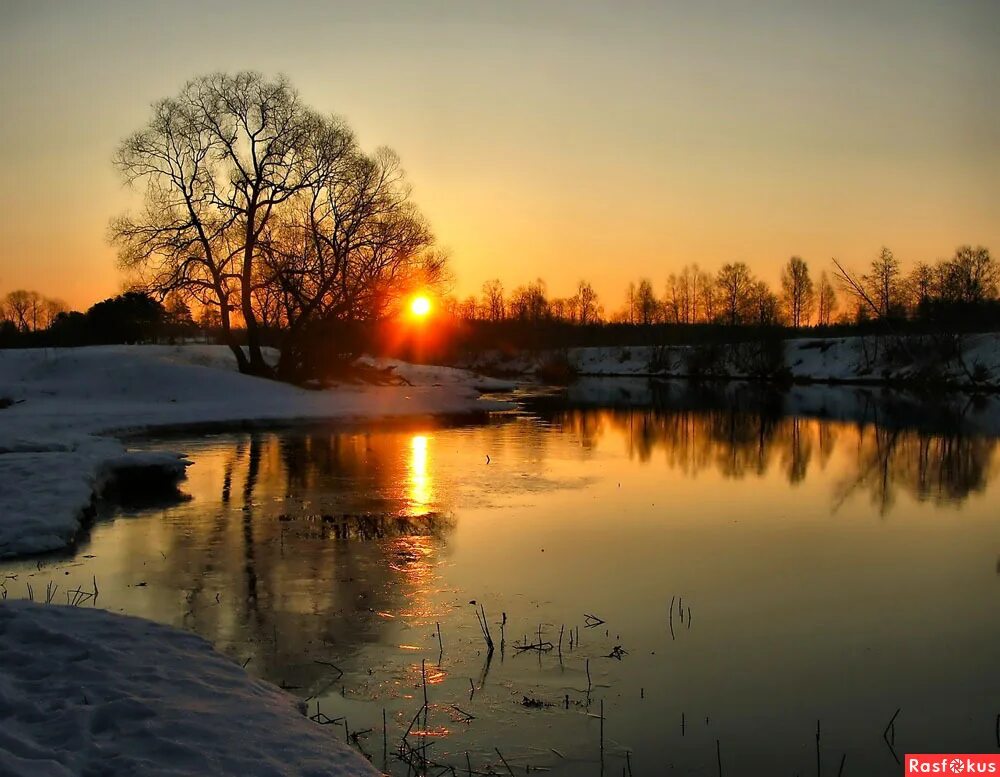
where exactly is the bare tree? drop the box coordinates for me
[0,290,65,331]
[696,266,716,323]
[815,271,837,326]
[112,72,324,375]
[574,280,601,324]
[481,279,505,321]
[780,256,814,327]
[509,279,549,321]
[260,138,440,379]
[750,280,782,326]
[834,247,903,321]
[2,290,35,331]
[907,262,935,312]
[935,245,997,304]
[635,278,659,324]
[716,262,754,325]
[860,247,904,318]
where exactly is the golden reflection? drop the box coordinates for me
[408,434,433,514]
[547,405,999,511]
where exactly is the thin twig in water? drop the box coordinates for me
[495,748,514,776]
[422,659,428,708]
[599,699,605,771]
[474,603,494,652]
[313,660,344,679]
[816,719,821,777]
[450,705,475,721]
[882,708,901,765]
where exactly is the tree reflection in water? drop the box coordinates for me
[114,427,458,698]
[535,381,998,513]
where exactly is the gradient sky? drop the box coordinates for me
[1,0,997,311]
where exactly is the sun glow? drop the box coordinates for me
[409,295,431,318]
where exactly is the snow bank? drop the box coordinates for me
[460,333,1000,386]
[0,345,508,558]
[0,600,378,777]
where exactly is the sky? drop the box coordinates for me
[1,0,997,311]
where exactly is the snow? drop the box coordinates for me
[460,333,1000,386]
[0,345,509,558]
[0,600,378,777]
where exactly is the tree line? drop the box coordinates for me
[0,291,198,347]
[443,245,997,331]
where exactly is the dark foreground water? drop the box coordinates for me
[2,382,998,775]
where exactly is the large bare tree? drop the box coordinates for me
[112,72,441,380]
[112,72,325,375]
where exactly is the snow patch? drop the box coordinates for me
[0,346,509,558]
[0,600,378,777]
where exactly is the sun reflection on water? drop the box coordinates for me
[408,434,433,514]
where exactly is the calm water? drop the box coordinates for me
[3,382,999,775]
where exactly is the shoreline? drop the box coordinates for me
[0,345,511,560]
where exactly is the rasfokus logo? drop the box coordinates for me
[906,755,1000,774]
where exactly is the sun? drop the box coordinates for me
[409,295,431,318]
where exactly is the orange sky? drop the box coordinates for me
[1,1,997,312]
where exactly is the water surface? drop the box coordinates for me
[2,383,998,775]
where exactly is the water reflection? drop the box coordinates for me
[408,434,432,514]
[2,390,998,775]
[533,383,999,512]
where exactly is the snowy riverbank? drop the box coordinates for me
[0,345,511,558]
[460,333,1000,387]
[0,600,379,776]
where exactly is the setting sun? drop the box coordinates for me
[409,295,431,318]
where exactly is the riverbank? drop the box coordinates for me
[0,600,379,776]
[459,332,1000,389]
[0,345,511,558]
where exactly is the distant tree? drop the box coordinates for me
[1,290,65,332]
[634,278,659,324]
[573,280,601,325]
[457,295,479,320]
[625,282,636,324]
[198,305,222,331]
[548,297,571,321]
[865,247,904,318]
[86,292,165,343]
[716,262,754,326]
[750,280,782,326]
[907,262,935,312]
[780,256,814,327]
[48,311,89,345]
[42,298,68,329]
[2,290,36,332]
[935,246,997,305]
[696,267,716,323]
[481,279,506,321]
[509,279,549,321]
[834,247,904,321]
[665,266,697,324]
[815,271,838,326]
